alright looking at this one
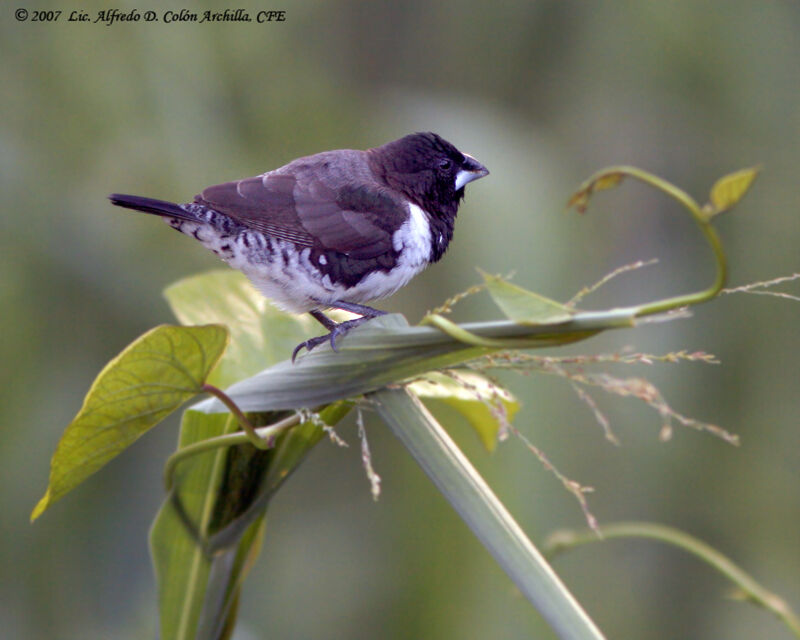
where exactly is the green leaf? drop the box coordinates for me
[150,410,237,640]
[150,402,352,640]
[190,309,638,415]
[164,270,321,386]
[31,324,228,521]
[481,271,573,325]
[566,170,625,213]
[410,371,519,451]
[160,271,357,639]
[708,167,760,215]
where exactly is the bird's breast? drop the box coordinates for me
[391,203,434,266]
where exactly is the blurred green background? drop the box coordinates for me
[2,1,799,638]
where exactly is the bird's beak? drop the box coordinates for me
[455,154,490,190]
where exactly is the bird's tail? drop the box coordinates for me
[108,194,196,221]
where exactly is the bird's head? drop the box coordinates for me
[370,132,489,217]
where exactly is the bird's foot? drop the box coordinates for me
[291,316,376,363]
[291,334,331,363]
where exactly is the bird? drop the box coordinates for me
[109,132,489,361]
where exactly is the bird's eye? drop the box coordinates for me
[438,158,453,171]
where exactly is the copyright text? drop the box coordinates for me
[15,8,287,25]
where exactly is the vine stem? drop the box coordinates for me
[568,165,728,318]
[420,167,729,350]
[419,314,602,348]
[162,411,301,491]
[544,522,800,638]
[201,384,268,449]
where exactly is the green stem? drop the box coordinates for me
[420,314,610,349]
[373,386,606,640]
[420,167,729,351]
[201,383,270,449]
[634,221,727,316]
[420,313,589,348]
[570,166,728,317]
[543,522,800,638]
[163,412,301,491]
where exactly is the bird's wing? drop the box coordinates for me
[195,158,409,259]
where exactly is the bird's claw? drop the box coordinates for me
[292,335,330,363]
[291,319,369,363]
[291,326,348,363]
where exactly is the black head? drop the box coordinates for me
[369,132,489,218]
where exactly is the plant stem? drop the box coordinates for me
[163,412,301,491]
[201,384,270,449]
[544,522,800,638]
[373,386,606,640]
[569,166,728,318]
[634,221,727,316]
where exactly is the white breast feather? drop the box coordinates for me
[173,203,434,313]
